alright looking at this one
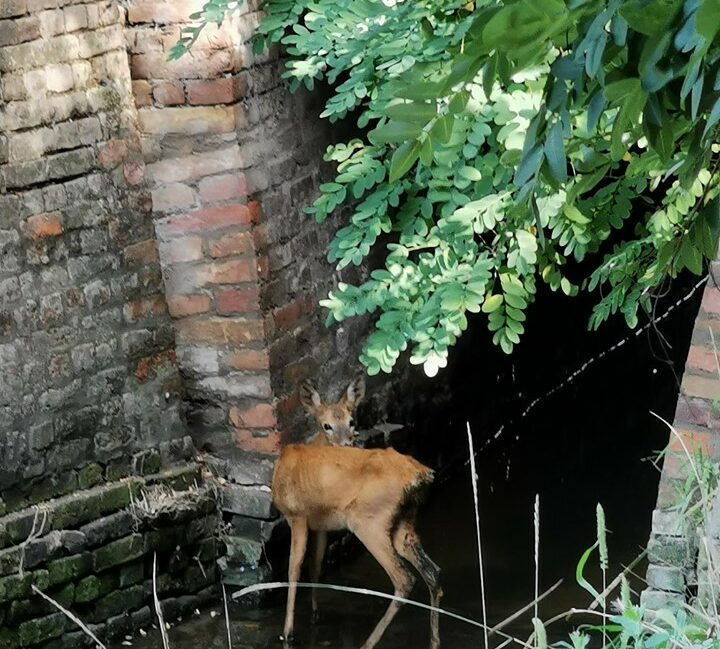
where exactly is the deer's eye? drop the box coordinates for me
[323,423,333,431]
[349,419,356,428]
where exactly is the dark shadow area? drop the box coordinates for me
[121,271,704,649]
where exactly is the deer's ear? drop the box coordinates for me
[300,380,321,412]
[343,376,366,409]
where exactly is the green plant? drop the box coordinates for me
[173,0,720,376]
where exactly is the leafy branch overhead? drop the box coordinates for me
[176,0,720,377]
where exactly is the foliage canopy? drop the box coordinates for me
[173,0,720,377]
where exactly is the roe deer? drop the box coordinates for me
[300,376,365,447]
[272,443,442,649]
[298,376,366,621]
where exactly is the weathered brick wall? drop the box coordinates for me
[643,275,720,611]
[125,0,375,458]
[0,0,186,511]
[1,0,407,631]
[0,463,219,647]
[126,0,275,459]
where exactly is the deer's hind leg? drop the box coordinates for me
[310,530,327,624]
[393,520,442,649]
[351,518,416,649]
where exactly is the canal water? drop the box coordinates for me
[116,459,653,649]
[115,272,703,649]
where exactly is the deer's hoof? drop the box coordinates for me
[279,633,294,644]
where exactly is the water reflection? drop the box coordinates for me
[115,463,648,649]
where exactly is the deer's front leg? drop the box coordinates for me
[283,517,308,645]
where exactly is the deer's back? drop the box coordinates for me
[271,445,433,531]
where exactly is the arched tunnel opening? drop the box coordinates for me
[241,270,706,649]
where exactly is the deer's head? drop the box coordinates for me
[299,377,366,446]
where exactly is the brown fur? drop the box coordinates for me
[272,443,441,649]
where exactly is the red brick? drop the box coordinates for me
[206,259,256,284]
[132,80,153,107]
[127,0,206,25]
[248,200,262,224]
[22,212,63,240]
[123,239,157,266]
[701,287,720,316]
[682,374,720,400]
[687,345,719,375]
[217,288,260,314]
[208,232,253,258]
[226,349,269,371]
[152,183,195,212]
[137,104,235,134]
[186,78,235,105]
[97,139,128,168]
[164,204,252,234]
[199,173,247,202]
[167,294,210,317]
[159,235,203,263]
[135,349,177,382]
[153,80,184,106]
[667,427,716,457]
[123,161,145,186]
[232,429,280,455]
[274,297,312,331]
[148,147,243,184]
[124,295,167,322]
[276,391,300,417]
[229,403,276,429]
[176,317,264,344]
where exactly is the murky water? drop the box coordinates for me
[114,271,704,649]
[115,459,650,649]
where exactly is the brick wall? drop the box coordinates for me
[0,0,405,635]
[643,274,720,612]
[125,0,375,457]
[0,463,219,647]
[0,0,186,510]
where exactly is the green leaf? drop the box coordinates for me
[482,54,498,98]
[459,166,482,181]
[696,0,720,42]
[576,542,602,600]
[431,114,455,144]
[368,121,422,145]
[586,91,606,132]
[619,0,683,35]
[389,140,421,182]
[482,294,503,313]
[515,144,544,187]
[610,80,647,161]
[449,91,470,115]
[384,101,437,124]
[679,238,704,274]
[544,121,567,184]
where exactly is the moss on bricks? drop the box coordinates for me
[47,553,92,587]
[0,570,49,604]
[52,582,75,607]
[143,526,186,553]
[18,612,66,645]
[93,533,144,572]
[75,572,117,604]
[52,481,140,530]
[78,463,103,489]
[118,560,144,588]
[94,585,144,620]
[0,627,18,649]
